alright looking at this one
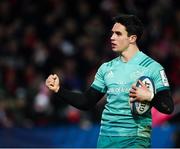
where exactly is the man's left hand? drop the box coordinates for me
[129,80,153,102]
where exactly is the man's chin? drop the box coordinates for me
[112,48,118,52]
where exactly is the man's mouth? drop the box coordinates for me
[111,43,116,48]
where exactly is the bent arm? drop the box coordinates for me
[57,87,105,110]
[151,90,174,114]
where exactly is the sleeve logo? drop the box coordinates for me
[160,70,169,86]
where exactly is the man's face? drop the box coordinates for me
[111,23,130,53]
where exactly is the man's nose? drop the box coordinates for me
[111,34,115,40]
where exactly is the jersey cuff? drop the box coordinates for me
[91,84,106,93]
[156,86,170,92]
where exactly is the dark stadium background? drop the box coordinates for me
[0,0,179,147]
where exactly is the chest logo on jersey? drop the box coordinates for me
[130,70,145,80]
[106,70,114,78]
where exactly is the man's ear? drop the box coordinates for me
[129,35,137,43]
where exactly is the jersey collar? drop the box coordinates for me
[119,51,142,64]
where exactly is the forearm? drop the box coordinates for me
[57,87,104,110]
[151,90,174,114]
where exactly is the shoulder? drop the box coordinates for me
[139,52,163,69]
[99,57,119,69]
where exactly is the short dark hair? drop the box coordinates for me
[112,14,144,41]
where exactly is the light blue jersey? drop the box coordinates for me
[91,51,170,138]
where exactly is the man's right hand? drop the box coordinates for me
[45,74,60,93]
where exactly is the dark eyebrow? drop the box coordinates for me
[111,31,122,35]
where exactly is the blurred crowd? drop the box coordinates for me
[0,0,179,129]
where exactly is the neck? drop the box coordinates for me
[120,44,139,62]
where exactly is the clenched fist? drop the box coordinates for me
[45,74,60,93]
